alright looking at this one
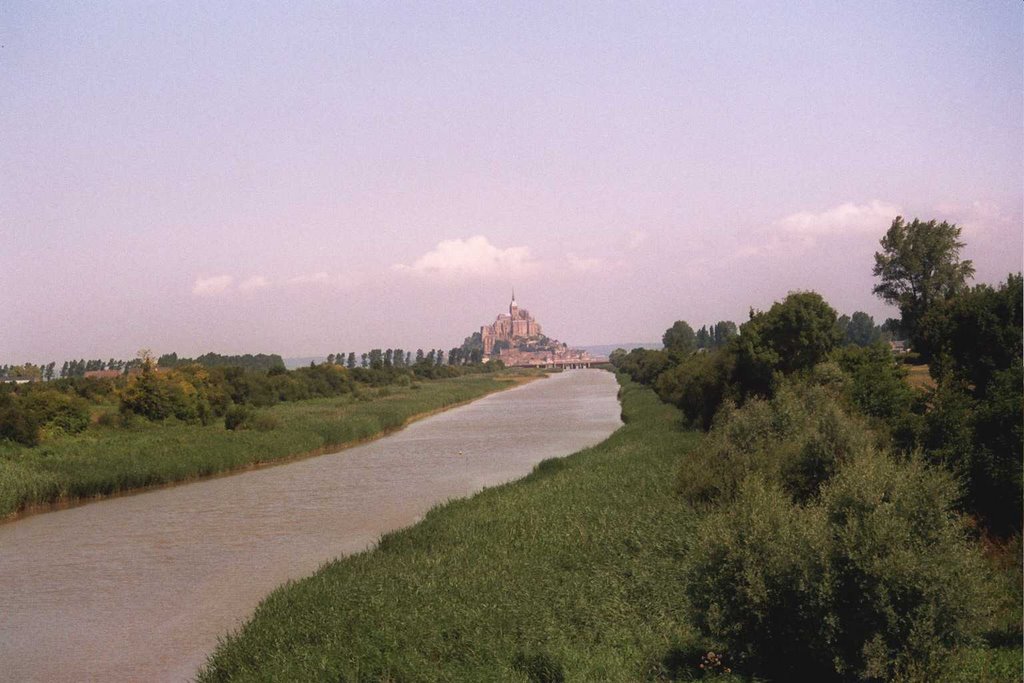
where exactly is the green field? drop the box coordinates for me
[0,374,529,519]
[199,376,1020,682]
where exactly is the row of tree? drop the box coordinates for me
[1,344,508,446]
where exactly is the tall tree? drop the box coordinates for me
[845,311,880,347]
[873,216,974,352]
[662,320,696,355]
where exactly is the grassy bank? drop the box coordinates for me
[200,375,1020,682]
[200,377,703,681]
[0,374,532,519]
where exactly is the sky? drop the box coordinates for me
[2,2,1021,363]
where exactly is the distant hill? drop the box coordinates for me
[579,343,661,357]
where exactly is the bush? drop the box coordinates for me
[119,367,202,421]
[224,404,252,431]
[685,476,834,678]
[655,351,734,430]
[20,389,91,435]
[0,393,40,446]
[250,412,280,432]
[685,452,992,681]
[676,381,872,504]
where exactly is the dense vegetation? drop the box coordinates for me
[199,375,1019,682]
[0,355,519,517]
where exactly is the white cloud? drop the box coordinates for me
[192,275,233,296]
[393,236,539,279]
[776,200,900,237]
[934,200,1016,237]
[567,253,606,273]
[238,275,270,291]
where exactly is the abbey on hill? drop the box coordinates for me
[478,292,600,368]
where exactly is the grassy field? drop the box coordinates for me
[0,374,530,519]
[905,363,937,390]
[199,376,1021,682]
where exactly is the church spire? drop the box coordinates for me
[510,288,518,317]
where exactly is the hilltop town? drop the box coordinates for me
[477,293,600,368]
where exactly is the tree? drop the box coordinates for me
[872,216,974,352]
[733,292,839,398]
[696,326,712,349]
[844,312,879,347]
[346,352,356,369]
[662,320,696,355]
[917,273,1023,397]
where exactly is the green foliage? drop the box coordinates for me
[685,452,992,681]
[832,343,915,422]
[21,390,91,435]
[663,320,697,355]
[684,476,835,678]
[844,311,882,347]
[118,366,204,422]
[0,392,40,446]
[918,273,1022,398]
[872,216,975,353]
[223,404,252,431]
[676,380,874,505]
[747,291,839,375]
[923,364,1023,536]
[654,351,734,430]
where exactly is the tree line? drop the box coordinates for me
[0,345,507,447]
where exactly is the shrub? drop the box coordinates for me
[685,451,992,681]
[119,367,201,421]
[655,351,734,430]
[676,380,871,504]
[684,476,835,678]
[20,389,91,435]
[224,404,252,431]
[250,412,280,432]
[0,393,40,446]
[819,452,991,680]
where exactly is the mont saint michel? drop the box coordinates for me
[476,292,600,368]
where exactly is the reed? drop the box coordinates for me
[0,375,526,518]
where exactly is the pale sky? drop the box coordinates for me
[2,2,1021,363]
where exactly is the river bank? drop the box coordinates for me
[0,369,620,682]
[199,375,1021,682]
[0,372,539,520]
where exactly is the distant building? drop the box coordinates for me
[889,340,909,355]
[480,291,543,355]
[478,292,603,367]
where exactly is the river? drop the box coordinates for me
[0,370,621,682]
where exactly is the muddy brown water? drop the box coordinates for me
[0,370,621,682]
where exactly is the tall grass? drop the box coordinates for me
[199,378,708,682]
[0,375,524,518]
[198,375,1021,682]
